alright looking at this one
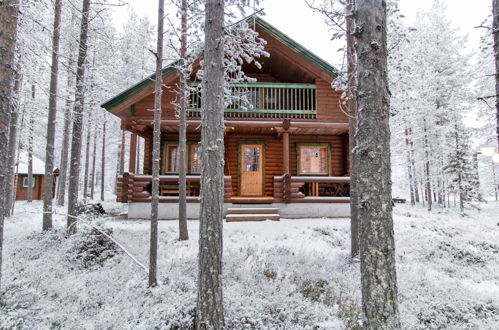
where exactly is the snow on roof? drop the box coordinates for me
[17,153,46,175]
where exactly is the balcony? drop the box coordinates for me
[188,82,317,119]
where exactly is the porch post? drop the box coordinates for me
[129,132,137,173]
[283,131,290,174]
[120,130,125,174]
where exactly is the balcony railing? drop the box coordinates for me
[188,82,317,119]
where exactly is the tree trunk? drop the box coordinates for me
[423,119,432,211]
[0,0,21,291]
[56,46,75,207]
[178,0,189,241]
[149,0,164,288]
[354,0,401,328]
[90,122,97,200]
[404,122,415,205]
[346,0,359,259]
[83,111,92,201]
[67,0,91,234]
[100,120,106,201]
[493,0,499,150]
[4,66,22,216]
[196,0,225,328]
[27,85,35,203]
[42,0,62,231]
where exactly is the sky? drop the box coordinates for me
[111,0,491,68]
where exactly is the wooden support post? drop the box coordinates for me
[129,133,137,173]
[120,130,125,174]
[283,131,289,174]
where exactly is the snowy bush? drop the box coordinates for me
[65,226,119,269]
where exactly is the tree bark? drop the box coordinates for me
[423,119,432,211]
[56,43,75,207]
[404,122,415,206]
[346,0,359,259]
[149,0,164,288]
[83,111,92,201]
[101,120,106,201]
[27,85,35,203]
[178,0,189,241]
[196,0,225,328]
[0,0,20,291]
[90,122,98,200]
[67,0,91,234]
[355,0,401,328]
[42,0,62,231]
[493,0,499,150]
[4,66,22,216]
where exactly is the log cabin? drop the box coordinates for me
[14,153,57,201]
[102,17,350,220]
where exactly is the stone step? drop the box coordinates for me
[226,207,279,214]
[225,213,280,222]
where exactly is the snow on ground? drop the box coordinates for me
[1,200,498,329]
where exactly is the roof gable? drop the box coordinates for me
[101,17,338,113]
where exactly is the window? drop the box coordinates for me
[298,145,329,175]
[190,144,201,173]
[22,176,36,189]
[165,144,180,173]
[163,142,201,174]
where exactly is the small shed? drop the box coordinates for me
[15,154,56,201]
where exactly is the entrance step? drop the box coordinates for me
[225,207,280,222]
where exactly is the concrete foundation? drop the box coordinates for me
[127,202,350,219]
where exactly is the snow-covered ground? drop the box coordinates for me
[1,201,498,329]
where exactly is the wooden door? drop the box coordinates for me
[240,144,264,196]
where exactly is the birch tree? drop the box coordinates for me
[355,0,400,328]
[42,0,62,231]
[67,0,91,234]
[196,0,225,327]
[149,0,165,288]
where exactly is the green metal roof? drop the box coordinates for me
[101,17,338,112]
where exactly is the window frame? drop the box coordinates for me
[162,141,201,175]
[296,143,331,176]
[21,175,37,189]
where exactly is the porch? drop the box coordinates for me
[116,173,349,203]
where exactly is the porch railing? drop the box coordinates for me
[273,175,350,203]
[116,173,232,203]
[188,82,317,119]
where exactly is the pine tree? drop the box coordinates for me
[67,0,91,234]
[445,124,482,214]
[355,0,401,328]
[0,0,21,292]
[197,0,225,327]
[42,0,62,231]
[149,0,165,288]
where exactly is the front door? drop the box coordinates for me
[240,144,264,196]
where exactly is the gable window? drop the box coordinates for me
[297,144,329,175]
[22,176,37,189]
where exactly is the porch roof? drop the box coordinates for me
[127,119,349,136]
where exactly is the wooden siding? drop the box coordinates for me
[316,78,346,122]
[146,133,349,197]
[15,175,45,200]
